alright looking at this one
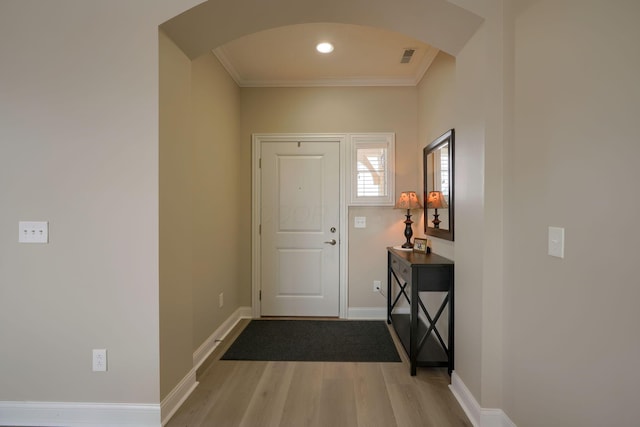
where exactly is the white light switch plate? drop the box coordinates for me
[19,221,49,243]
[548,226,564,258]
[354,217,366,228]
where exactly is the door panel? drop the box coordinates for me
[277,249,322,295]
[261,141,340,317]
[277,156,323,232]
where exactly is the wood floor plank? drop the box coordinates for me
[166,360,239,426]
[238,361,295,427]
[380,360,416,386]
[322,361,357,380]
[316,377,358,427]
[199,361,267,426]
[353,363,398,427]
[414,369,473,427]
[279,362,324,427]
[386,382,434,427]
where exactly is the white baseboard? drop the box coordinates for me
[449,371,482,425]
[0,307,253,427]
[160,368,197,426]
[449,371,516,427]
[159,306,251,425]
[192,306,252,369]
[0,401,160,427]
[347,307,387,319]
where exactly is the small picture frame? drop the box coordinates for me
[413,238,428,253]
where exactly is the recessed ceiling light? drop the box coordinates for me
[316,42,334,54]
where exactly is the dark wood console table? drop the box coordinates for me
[387,247,454,376]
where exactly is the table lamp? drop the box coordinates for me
[394,191,422,248]
[426,191,448,229]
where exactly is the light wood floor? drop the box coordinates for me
[166,319,472,427]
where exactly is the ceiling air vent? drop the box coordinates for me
[400,48,415,64]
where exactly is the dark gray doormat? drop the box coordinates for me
[221,320,401,362]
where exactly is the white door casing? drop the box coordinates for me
[252,134,348,318]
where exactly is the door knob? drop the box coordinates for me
[324,239,337,246]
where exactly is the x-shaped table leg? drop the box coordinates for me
[417,294,450,358]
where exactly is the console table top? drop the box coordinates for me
[387,247,454,266]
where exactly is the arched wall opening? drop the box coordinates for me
[158,1,498,423]
[160,0,483,59]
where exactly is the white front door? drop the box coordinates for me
[260,140,340,317]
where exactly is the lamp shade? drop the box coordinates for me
[394,191,422,210]
[426,191,448,209]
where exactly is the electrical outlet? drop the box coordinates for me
[92,349,107,372]
[373,280,381,292]
[219,292,224,308]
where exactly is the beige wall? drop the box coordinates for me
[452,24,488,403]
[240,87,418,310]
[0,0,200,404]
[159,30,195,401]
[416,52,456,260]
[190,51,244,347]
[440,0,510,410]
[159,35,244,400]
[504,1,640,425]
[413,51,457,361]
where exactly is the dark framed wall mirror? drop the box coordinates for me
[423,129,454,241]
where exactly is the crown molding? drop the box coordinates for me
[212,47,439,88]
[212,46,244,84]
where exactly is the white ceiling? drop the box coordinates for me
[213,23,439,87]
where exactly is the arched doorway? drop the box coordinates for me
[160,0,482,59]
[158,0,487,423]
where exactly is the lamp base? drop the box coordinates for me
[432,209,441,229]
[402,210,414,248]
